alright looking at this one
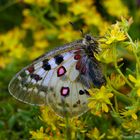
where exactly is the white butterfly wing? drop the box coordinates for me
[9,40,105,117]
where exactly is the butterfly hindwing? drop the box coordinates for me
[46,50,90,117]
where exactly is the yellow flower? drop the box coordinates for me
[55,14,72,26]
[59,118,86,139]
[122,118,140,132]
[82,7,103,27]
[129,75,140,88]
[9,43,26,59]
[107,127,122,140]
[103,0,128,18]
[82,7,110,34]
[28,29,49,60]
[87,127,105,140]
[34,40,49,49]
[101,22,127,44]
[0,27,27,66]
[36,107,85,140]
[0,27,25,49]
[100,18,132,44]
[39,106,61,131]
[33,30,49,49]
[30,127,47,140]
[68,0,93,15]
[99,22,111,36]
[129,74,140,97]
[88,86,113,115]
[95,48,117,64]
[30,127,63,140]
[22,8,30,17]
[120,101,140,120]
[0,57,10,69]
[33,30,47,41]
[22,9,40,30]
[28,48,45,60]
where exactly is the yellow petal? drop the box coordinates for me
[128,75,137,83]
[100,86,106,92]
[107,93,114,98]
[102,103,109,112]
[132,113,137,120]
[88,102,96,108]
[88,89,95,96]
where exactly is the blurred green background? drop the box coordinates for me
[0,0,140,139]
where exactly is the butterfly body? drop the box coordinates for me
[8,34,105,117]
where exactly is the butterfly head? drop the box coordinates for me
[83,34,100,54]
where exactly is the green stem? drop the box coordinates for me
[110,86,132,105]
[113,47,133,88]
[115,64,133,88]
[126,33,140,77]
[104,71,132,105]
[114,95,119,112]
[65,115,71,140]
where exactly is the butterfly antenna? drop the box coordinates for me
[69,21,74,26]
[80,29,84,37]
[69,21,84,37]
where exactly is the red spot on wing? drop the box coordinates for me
[76,60,87,74]
[27,66,34,73]
[57,66,67,77]
[60,87,70,97]
[76,61,81,70]
[74,54,81,60]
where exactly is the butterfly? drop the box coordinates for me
[8,34,105,118]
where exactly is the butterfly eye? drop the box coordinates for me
[85,35,92,41]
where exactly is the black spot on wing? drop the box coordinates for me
[84,89,90,96]
[54,55,64,65]
[79,89,90,96]
[79,90,85,95]
[42,59,51,71]
[30,74,42,81]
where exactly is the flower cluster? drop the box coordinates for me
[88,86,113,116]
[0,0,130,69]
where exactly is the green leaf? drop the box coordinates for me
[8,115,17,129]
